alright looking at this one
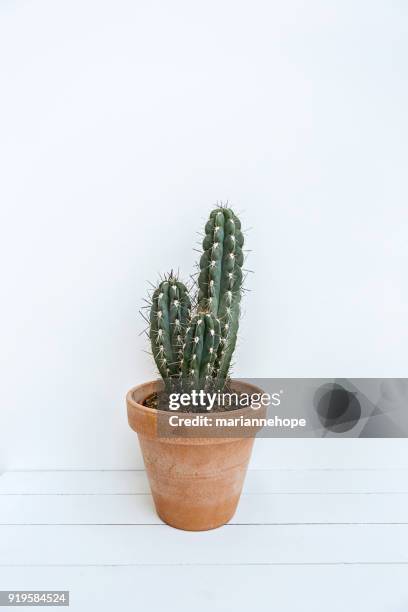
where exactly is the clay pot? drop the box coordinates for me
[126,379,265,531]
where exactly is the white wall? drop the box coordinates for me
[1,0,407,469]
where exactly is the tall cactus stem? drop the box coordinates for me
[197,207,244,389]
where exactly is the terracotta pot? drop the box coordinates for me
[126,379,265,531]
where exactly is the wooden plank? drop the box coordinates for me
[6,440,408,472]
[1,492,408,525]
[251,439,408,469]
[0,565,407,612]
[0,471,150,495]
[2,469,408,495]
[1,524,408,565]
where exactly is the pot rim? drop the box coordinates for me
[126,378,266,444]
[126,378,265,417]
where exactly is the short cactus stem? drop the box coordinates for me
[149,273,191,390]
[181,312,221,390]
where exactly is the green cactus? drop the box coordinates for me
[181,312,221,390]
[197,207,244,389]
[149,273,191,390]
[145,206,245,400]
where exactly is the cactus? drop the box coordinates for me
[144,205,245,400]
[149,273,191,390]
[197,207,244,389]
[181,312,221,390]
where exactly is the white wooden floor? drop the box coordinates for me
[1,469,408,611]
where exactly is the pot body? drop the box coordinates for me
[127,380,263,531]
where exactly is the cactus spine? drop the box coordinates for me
[149,274,191,390]
[197,207,244,389]
[181,312,221,390]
